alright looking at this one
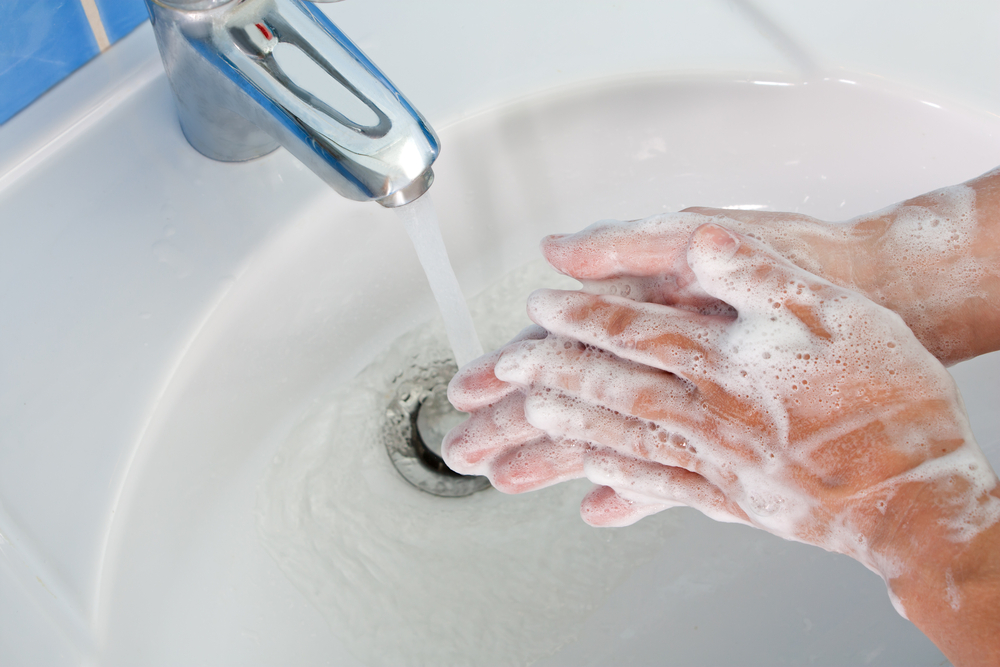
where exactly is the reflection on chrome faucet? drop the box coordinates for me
[145,0,439,207]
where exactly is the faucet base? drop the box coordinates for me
[176,100,281,162]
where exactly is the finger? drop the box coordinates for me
[542,210,827,284]
[686,223,836,331]
[495,334,698,426]
[488,437,589,494]
[584,449,751,526]
[577,275,672,305]
[521,387,702,472]
[579,485,674,527]
[525,288,729,379]
[442,391,541,475]
[541,214,709,280]
[448,325,548,412]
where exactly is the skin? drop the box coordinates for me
[443,168,1000,666]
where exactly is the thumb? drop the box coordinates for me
[686,223,825,314]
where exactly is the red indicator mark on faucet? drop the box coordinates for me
[256,23,273,41]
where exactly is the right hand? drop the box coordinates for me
[546,167,1000,367]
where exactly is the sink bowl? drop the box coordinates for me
[2,2,1000,665]
[103,76,1000,665]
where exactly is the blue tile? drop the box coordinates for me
[95,0,149,44]
[0,0,100,124]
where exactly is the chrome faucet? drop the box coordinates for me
[144,0,439,207]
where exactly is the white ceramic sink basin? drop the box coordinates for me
[94,75,1000,666]
[3,2,1000,665]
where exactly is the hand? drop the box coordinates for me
[443,323,594,494]
[446,167,1000,503]
[446,207,855,515]
[538,208,852,319]
[445,324,694,522]
[448,219,998,547]
[445,223,1000,666]
[541,167,1000,367]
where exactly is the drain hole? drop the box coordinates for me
[383,360,491,497]
[409,392,462,478]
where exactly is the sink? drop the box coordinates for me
[101,76,1000,665]
[2,2,1000,665]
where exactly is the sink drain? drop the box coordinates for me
[383,359,491,497]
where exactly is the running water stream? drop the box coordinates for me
[395,194,484,367]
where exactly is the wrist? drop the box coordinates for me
[841,182,1000,365]
[861,472,1000,665]
[880,487,1000,665]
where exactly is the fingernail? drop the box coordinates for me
[698,224,740,261]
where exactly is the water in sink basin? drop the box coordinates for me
[256,260,678,666]
[100,75,1000,665]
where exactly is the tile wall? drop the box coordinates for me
[0,0,149,124]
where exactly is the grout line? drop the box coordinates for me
[79,0,112,52]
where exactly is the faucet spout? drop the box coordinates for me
[146,0,440,206]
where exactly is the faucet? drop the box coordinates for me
[144,0,440,207]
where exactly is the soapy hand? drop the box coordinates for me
[444,207,859,511]
[447,223,998,555]
[446,167,1000,506]
[445,167,1000,664]
[535,208,852,321]
[444,219,1000,665]
[540,168,1000,367]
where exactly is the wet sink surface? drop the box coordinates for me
[96,76,1000,665]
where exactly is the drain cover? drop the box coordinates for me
[383,359,491,497]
